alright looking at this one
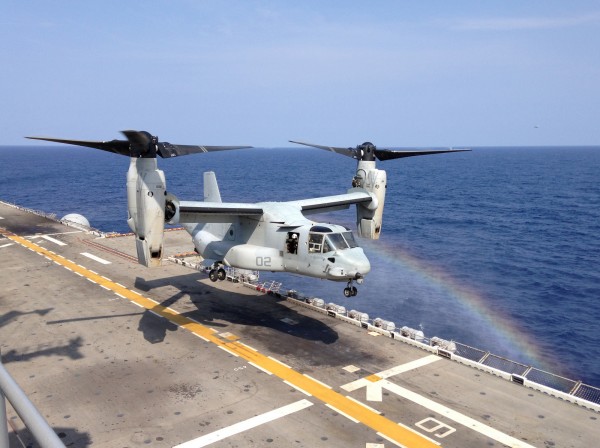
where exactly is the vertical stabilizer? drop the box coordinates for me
[204,171,222,203]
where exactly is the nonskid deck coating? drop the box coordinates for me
[0,202,598,447]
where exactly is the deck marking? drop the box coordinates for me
[395,420,441,446]
[238,342,258,352]
[1,231,439,448]
[268,356,291,369]
[218,346,240,357]
[376,355,441,379]
[381,380,536,448]
[415,418,456,438]
[325,403,360,423]
[0,243,14,248]
[346,396,381,414]
[284,380,312,397]
[80,252,111,265]
[193,333,210,342]
[377,432,408,447]
[173,399,313,448]
[248,361,273,375]
[303,374,332,389]
[41,235,67,246]
[219,332,239,341]
[342,355,441,392]
[366,381,383,402]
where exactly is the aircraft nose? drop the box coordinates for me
[345,249,371,277]
[355,254,371,276]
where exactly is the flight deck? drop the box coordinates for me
[1,201,598,447]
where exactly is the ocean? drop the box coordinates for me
[1,144,599,387]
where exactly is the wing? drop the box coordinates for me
[176,190,373,223]
[290,190,373,215]
[177,201,263,223]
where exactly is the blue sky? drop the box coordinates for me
[1,1,599,147]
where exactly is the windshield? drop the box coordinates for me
[326,233,349,251]
[310,231,358,253]
[342,231,359,248]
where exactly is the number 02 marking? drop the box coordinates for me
[256,256,271,267]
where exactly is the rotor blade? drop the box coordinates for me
[27,131,253,159]
[374,148,471,161]
[156,143,253,158]
[26,136,131,156]
[289,140,357,159]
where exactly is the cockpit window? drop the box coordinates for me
[342,231,359,248]
[309,231,358,253]
[308,233,324,253]
[326,233,349,251]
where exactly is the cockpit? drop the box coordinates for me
[308,225,359,254]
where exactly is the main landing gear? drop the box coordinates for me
[209,264,227,282]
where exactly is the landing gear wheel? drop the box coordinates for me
[351,286,358,296]
[209,269,218,282]
[344,287,352,298]
[217,268,226,281]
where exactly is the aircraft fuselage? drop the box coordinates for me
[185,203,370,282]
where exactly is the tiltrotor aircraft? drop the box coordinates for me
[28,131,467,297]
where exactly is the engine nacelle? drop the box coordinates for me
[126,158,166,267]
[352,160,386,239]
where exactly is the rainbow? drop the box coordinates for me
[362,239,560,373]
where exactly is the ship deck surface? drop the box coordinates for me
[0,202,598,447]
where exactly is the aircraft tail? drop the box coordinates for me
[204,171,222,203]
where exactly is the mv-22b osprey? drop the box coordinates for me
[28,131,467,297]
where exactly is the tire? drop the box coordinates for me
[217,268,226,281]
[209,270,218,282]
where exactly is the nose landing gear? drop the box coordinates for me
[343,274,364,297]
[343,281,358,297]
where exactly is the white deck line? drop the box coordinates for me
[248,361,273,375]
[0,243,14,248]
[325,403,359,423]
[41,235,67,246]
[80,252,111,265]
[173,399,313,448]
[283,380,312,397]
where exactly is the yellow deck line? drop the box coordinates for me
[4,231,439,448]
